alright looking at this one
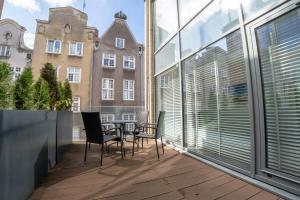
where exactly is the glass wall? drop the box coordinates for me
[156,65,182,145]
[242,0,283,20]
[154,0,178,51]
[180,0,240,58]
[182,30,251,169]
[155,35,180,74]
[256,9,300,176]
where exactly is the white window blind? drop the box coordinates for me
[156,65,182,146]
[256,9,300,176]
[182,30,251,169]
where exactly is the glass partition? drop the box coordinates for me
[183,29,251,169]
[156,65,182,146]
[242,0,283,20]
[180,0,240,58]
[155,35,180,74]
[154,0,178,51]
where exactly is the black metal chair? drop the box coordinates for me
[81,112,124,166]
[132,111,165,159]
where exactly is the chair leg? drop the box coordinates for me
[137,138,140,151]
[121,139,124,159]
[147,138,148,144]
[88,143,91,150]
[155,139,160,160]
[142,138,144,149]
[161,136,164,154]
[84,141,88,163]
[100,143,104,166]
[132,135,135,156]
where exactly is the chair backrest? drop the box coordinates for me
[136,111,148,125]
[155,111,165,139]
[81,112,103,143]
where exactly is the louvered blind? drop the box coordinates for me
[156,66,182,146]
[183,30,251,169]
[256,9,300,176]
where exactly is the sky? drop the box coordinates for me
[2,0,144,49]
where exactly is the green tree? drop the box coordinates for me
[63,79,72,110]
[0,61,13,109]
[40,63,57,110]
[56,80,72,111]
[33,78,50,110]
[14,67,34,110]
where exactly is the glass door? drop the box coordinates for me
[248,3,300,195]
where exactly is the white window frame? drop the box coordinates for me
[102,53,116,68]
[69,41,84,56]
[102,78,114,100]
[160,75,169,88]
[46,39,62,54]
[123,56,135,69]
[123,80,135,101]
[54,65,61,79]
[67,67,81,83]
[0,45,11,57]
[101,114,115,130]
[115,37,125,49]
[122,113,136,131]
[72,96,81,112]
[10,67,22,81]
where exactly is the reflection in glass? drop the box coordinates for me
[156,65,182,145]
[155,35,180,74]
[183,30,251,169]
[256,9,300,176]
[180,0,240,58]
[242,0,282,20]
[154,0,178,51]
[178,0,211,26]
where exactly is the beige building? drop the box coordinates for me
[32,7,98,112]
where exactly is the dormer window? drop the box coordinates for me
[115,37,125,49]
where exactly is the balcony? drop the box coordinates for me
[29,141,281,200]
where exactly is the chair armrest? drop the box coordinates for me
[103,127,121,134]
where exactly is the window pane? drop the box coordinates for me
[182,29,251,170]
[155,35,180,73]
[242,0,282,20]
[48,40,54,52]
[154,0,178,51]
[178,0,210,26]
[180,0,240,58]
[256,9,300,176]
[156,65,182,145]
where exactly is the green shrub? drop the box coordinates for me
[14,67,34,110]
[0,61,13,109]
[56,79,72,111]
[33,78,50,110]
[40,63,57,110]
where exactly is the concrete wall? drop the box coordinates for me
[0,110,72,200]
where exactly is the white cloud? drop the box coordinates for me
[7,0,40,12]
[24,32,35,49]
[44,0,78,7]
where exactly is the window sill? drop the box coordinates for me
[102,66,116,69]
[123,67,135,70]
[123,99,135,101]
[46,51,61,55]
[69,81,81,84]
[102,99,114,101]
[69,54,83,57]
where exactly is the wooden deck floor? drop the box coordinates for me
[30,141,283,200]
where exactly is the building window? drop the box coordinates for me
[123,56,135,69]
[46,39,62,54]
[115,37,125,48]
[160,75,169,88]
[54,65,61,79]
[0,45,11,57]
[10,67,22,80]
[101,114,115,130]
[123,80,135,100]
[72,96,80,112]
[69,42,83,56]
[67,67,81,83]
[102,53,116,68]
[102,78,114,100]
[122,113,136,131]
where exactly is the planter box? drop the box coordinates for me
[0,110,72,200]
